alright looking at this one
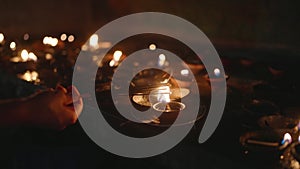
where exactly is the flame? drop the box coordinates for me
[60,34,67,41]
[0,33,4,43]
[89,34,99,49]
[10,41,16,50]
[281,133,292,144]
[68,35,75,42]
[149,44,156,50]
[18,71,39,82]
[43,36,58,47]
[113,50,122,61]
[21,49,29,61]
[158,54,166,67]
[156,86,171,103]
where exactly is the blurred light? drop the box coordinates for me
[68,35,75,42]
[0,33,4,43]
[214,68,221,77]
[89,34,99,48]
[23,33,29,41]
[45,53,53,60]
[10,41,16,50]
[109,60,116,67]
[43,36,58,47]
[99,42,111,49]
[149,44,156,50]
[28,52,37,61]
[281,133,292,145]
[10,57,22,62]
[156,86,171,103]
[113,50,122,61]
[19,71,39,82]
[21,49,29,61]
[81,44,88,51]
[60,33,67,41]
[51,38,58,47]
[158,54,166,67]
[180,69,189,76]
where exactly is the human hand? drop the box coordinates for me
[25,85,83,130]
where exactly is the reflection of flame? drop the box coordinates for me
[281,133,292,144]
[156,86,171,103]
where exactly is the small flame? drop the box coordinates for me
[281,133,292,145]
[43,36,58,47]
[0,33,4,43]
[156,86,171,103]
[149,44,156,50]
[113,50,122,61]
[21,49,29,61]
[89,34,99,49]
[28,52,37,61]
[18,71,39,82]
[68,35,75,42]
[60,34,67,41]
[10,41,16,50]
[158,54,166,67]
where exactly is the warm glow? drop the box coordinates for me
[149,44,156,50]
[28,52,37,61]
[89,34,99,48]
[21,49,29,61]
[282,133,292,144]
[156,86,171,103]
[214,68,221,77]
[109,60,116,67]
[158,54,166,67]
[10,41,16,50]
[19,71,39,82]
[10,57,22,62]
[99,42,112,49]
[45,53,53,60]
[43,36,58,47]
[60,34,67,41]
[68,35,75,42]
[23,33,29,40]
[0,33,4,43]
[181,69,189,76]
[113,50,122,61]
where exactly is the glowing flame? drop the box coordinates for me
[156,86,171,103]
[19,71,39,82]
[214,68,221,77]
[28,52,37,61]
[158,54,166,67]
[60,34,67,41]
[68,35,75,42]
[89,34,99,48]
[10,41,16,50]
[109,60,116,67]
[45,53,53,60]
[181,69,189,76]
[113,50,122,61]
[21,49,29,61]
[149,44,156,50]
[281,133,292,145]
[0,33,4,43]
[43,36,58,47]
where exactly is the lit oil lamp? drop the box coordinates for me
[240,130,294,152]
